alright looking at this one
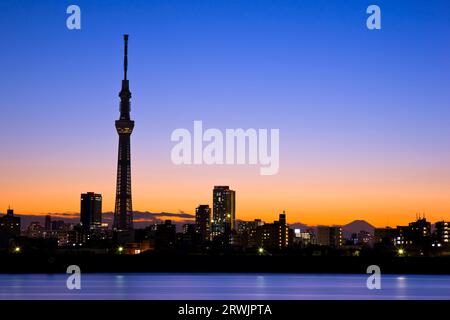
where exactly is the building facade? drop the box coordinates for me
[255,213,293,250]
[80,192,102,231]
[317,226,343,247]
[211,186,236,238]
[395,218,431,247]
[434,221,449,246]
[195,204,211,242]
[0,207,21,238]
[374,227,396,245]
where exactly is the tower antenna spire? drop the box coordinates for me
[123,34,128,80]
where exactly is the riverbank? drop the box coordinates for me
[1,253,450,274]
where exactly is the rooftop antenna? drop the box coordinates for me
[123,34,128,80]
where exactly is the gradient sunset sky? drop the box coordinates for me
[1,0,450,227]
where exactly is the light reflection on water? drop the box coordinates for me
[0,273,449,300]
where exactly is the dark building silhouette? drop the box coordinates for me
[238,219,264,248]
[317,226,343,247]
[293,228,316,247]
[395,217,431,247]
[0,207,21,240]
[195,204,211,241]
[113,34,134,232]
[80,192,102,231]
[49,220,72,247]
[395,226,410,245]
[349,230,372,246]
[409,217,431,241]
[255,212,293,250]
[52,220,67,231]
[181,223,198,245]
[68,224,88,246]
[374,227,396,245]
[45,215,51,231]
[211,186,236,238]
[155,220,176,250]
[238,219,264,234]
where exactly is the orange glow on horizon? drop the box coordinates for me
[2,147,450,228]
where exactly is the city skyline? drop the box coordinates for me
[2,194,449,230]
[1,0,450,227]
[3,190,448,252]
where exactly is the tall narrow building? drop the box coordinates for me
[80,192,102,231]
[113,34,134,231]
[195,205,211,242]
[211,186,236,239]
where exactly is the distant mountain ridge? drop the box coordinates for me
[342,220,375,238]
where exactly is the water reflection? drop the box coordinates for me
[0,273,449,300]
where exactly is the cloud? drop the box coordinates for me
[13,211,194,219]
[136,211,194,219]
[13,211,194,230]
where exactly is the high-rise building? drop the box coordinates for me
[113,34,134,232]
[80,192,102,231]
[195,205,211,241]
[0,207,21,237]
[317,226,343,247]
[211,186,236,238]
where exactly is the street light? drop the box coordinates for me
[14,246,21,253]
[398,248,405,256]
[117,246,124,253]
